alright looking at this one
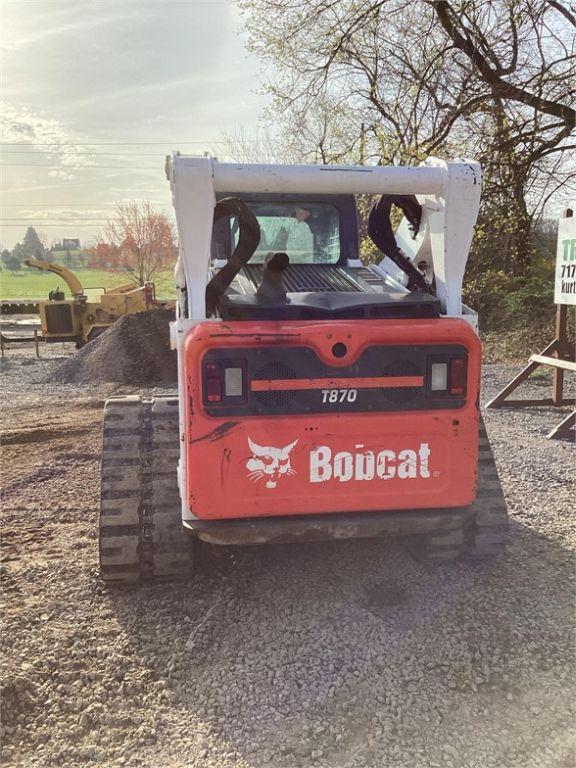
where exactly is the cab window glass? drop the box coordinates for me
[230,202,340,263]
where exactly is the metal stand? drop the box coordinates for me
[0,329,42,358]
[547,410,575,440]
[486,304,575,439]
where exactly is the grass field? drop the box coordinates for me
[0,268,176,300]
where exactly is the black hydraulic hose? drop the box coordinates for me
[205,197,261,315]
[368,195,431,294]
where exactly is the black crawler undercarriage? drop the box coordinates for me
[99,396,509,584]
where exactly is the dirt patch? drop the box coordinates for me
[1,363,574,768]
[48,309,177,384]
[1,424,93,446]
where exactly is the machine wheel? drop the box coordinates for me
[407,417,509,562]
[98,395,194,584]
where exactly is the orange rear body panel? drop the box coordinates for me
[184,319,481,521]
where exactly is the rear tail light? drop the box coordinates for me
[205,363,222,402]
[449,356,466,396]
[224,367,244,397]
[203,359,246,404]
[427,355,467,399]
[206,375,222,403]
[430,362,448,391]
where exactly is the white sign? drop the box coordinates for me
[554,214,576,305]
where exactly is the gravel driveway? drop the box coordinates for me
[1,345,574,768]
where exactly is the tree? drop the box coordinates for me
[76,249,89,268]
[21,226,46,259]
[1,249,12,272]
[239,0,576,274]
[101,202,176,285]
[220,125,310,164]
[86,242,121,270]
[2,250,23,273]
[11,243,27,269]
[63,250,73,268]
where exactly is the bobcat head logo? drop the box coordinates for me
[246,437,298,489]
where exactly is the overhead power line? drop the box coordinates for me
[0,224,111,228]
[0,139,278,146]
[2,151,173,157]
[0,218,112,221]
[0,202,169,207]
[1,164,161,170]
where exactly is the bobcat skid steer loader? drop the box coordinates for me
[98,155,509,583]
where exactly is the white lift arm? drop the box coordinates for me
[167,155,481,320]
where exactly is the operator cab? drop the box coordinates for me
[209,192,440,321]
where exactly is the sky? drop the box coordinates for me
[0,0,270,249]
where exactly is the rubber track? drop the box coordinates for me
[98,396,193,584]
[411,416,509,562]
[461,418,509,560]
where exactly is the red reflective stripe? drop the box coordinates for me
[250,376,424,392]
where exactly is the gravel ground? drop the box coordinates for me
[1,343,574,768]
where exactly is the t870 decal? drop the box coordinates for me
[321,388,358,404]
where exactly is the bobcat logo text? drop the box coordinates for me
[310,443,431,483]
[245,438,432,489]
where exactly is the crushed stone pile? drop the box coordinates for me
[50,309,177,384]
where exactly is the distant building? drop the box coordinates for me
[62,238,80,249]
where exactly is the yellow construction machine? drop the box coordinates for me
[25,259,172,346]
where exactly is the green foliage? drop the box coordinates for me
[359,238,381,265]
[0,268,177,300]
[463,266,555,331]
[1,250,22,273]
[464,216,559,330]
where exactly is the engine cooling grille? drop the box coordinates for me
[242,264,364,293]
[253,361,297,408]
[382,360,422,403]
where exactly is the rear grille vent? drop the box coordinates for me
[243,264,363,293]
[382,360,421,403]
[253,362,297,408]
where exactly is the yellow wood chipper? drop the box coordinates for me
[25,259,172,347]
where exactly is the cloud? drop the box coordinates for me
[0,101,96,178]
[48,170,76,181]
[20,208,109,222]
[4,10,135,52]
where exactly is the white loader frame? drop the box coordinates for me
[166,154,482,520]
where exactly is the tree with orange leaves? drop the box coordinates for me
[103,201,176,285]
